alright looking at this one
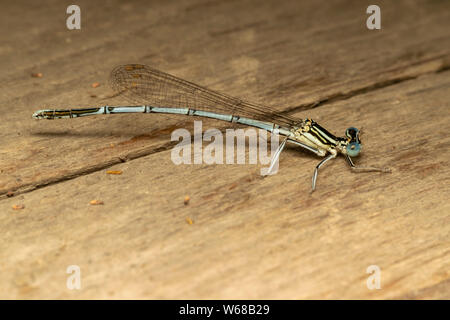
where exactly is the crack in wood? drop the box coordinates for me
[281,57,450,116]
[0,142,177,200]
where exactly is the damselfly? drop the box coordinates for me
[33,64,391,191]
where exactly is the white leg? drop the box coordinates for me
[264,137,288,175]
[311,153,336,192]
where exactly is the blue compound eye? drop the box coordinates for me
[346,142,361,157]
[345,127,359,140]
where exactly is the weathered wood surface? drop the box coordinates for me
[0,0,449,299]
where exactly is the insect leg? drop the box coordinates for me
[345,155,391,173]
[288,140,325,156]
[311,153,336,192]
[264,137,288,175]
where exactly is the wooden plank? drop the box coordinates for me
[1,0,450,195]
[1,71,448,298]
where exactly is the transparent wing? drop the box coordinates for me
[109,64,300,127]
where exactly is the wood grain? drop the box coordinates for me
[0,0,449,299]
